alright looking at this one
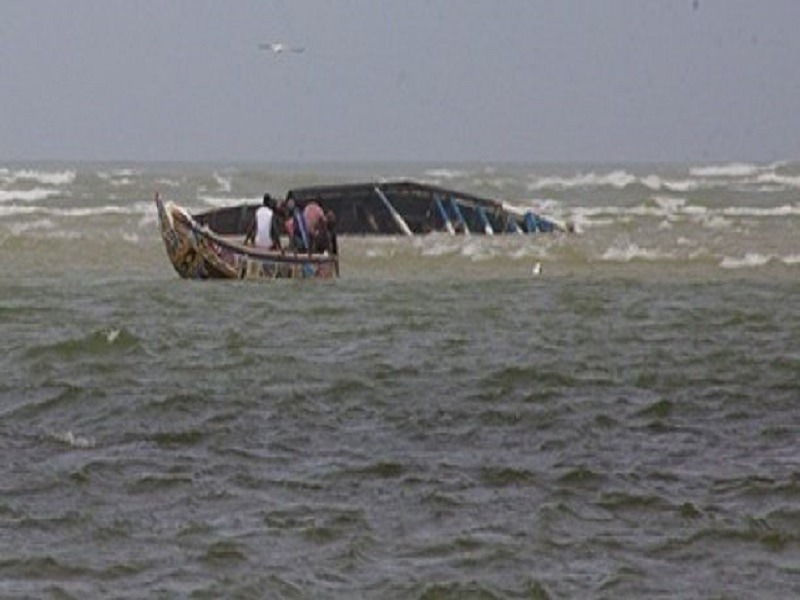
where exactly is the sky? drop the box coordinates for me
[1,0,799,163]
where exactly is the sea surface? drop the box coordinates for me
[1,161,799,598]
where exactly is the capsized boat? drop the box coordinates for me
[196,180,570,237]
[154,193,338,280]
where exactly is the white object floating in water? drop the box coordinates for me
[532,262,542,276]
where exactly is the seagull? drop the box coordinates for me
[259,42,305,54]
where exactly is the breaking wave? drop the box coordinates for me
[690,163,762,178]
[719,253,799,269]
[0,168,76,186]
[0,189,62,203]
[527,170,637,191]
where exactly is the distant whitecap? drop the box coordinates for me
[259,42,305,54]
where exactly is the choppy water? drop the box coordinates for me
[1,162,799,598]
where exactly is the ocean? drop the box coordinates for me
[1,161,799,598]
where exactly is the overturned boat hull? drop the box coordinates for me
[194,180,566,238]
[155,194,338,280]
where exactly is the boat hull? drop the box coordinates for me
[155,195,338,280]
[192,181,567,237]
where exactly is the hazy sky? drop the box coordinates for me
[1,1,798,163]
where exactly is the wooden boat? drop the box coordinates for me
[154,193,339,280]
[196,180,569,237]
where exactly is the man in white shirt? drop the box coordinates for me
[245,194,282,250]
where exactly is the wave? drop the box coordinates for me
[212,172,233,192]
[528,170,637,191]
[721,204,800,217]
[523,162,800,193]
[600,243,677,263]
[719,253,799,269]
[0,189,62,203]
[424,168,468,180]
[526,170,717,193]
[690,163,762,178]
[7,219,56,235]
[0,168,76,186]
[687,163,800,190]
[96,168,140,187]
[51,430,96,449]
[568,199,800,230]
[198,195,257,208]
[24,327,141,363]
[640,175,700,192]
[754,172,800,190]
[0,203,153,219]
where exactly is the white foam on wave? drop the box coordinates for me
[0,205,37,217]
[103,327,120,343]
[652,196,687,212]
[213,172,233,193]
[720,253,772,269]
[50,206,137,217]
[721,253,800,268]
[697,214,733,230]
[53,430,96,449]
[0,203,150,219]
[571,201,694,221]
[365,247,396,258]
[461,240,495,262]
[43,230,85,240]
[641,175,700,192]
[469,176,512,192]
[755,172,800,190]
[8,219,56,235]
[569,207,615,229]
[155,177,180,188]
[420,239,460,257]
[98,168,137,179]
[97,168,142,187]
[199,195,256,208]
[0,169,76,186]
[424,168,467,180]
[721,204,800,217]
[0,188,62,203]
[528,170,636,191]
[690,163,761,178]
[565,196,800,230]
[600,242,674,262]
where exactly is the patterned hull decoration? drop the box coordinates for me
[155,194,338,280]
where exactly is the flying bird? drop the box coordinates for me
[259,42,305,54]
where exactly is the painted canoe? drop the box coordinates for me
[155,193,338,280]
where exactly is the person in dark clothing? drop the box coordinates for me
[307,209,336,254]
[323,210,338,256]
[281,197,311,253]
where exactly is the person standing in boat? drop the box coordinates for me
[303,199,325,250]
[244,193,282,251]
[301,199,339,255]
[311,210,338,255]
[283,196,311,253]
